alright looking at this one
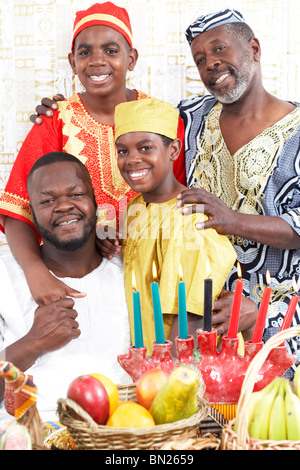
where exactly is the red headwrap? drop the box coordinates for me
[71,2,133,52]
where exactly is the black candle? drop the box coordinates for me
[203,277,213,331]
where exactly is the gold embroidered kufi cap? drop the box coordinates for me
[114,98,180,141]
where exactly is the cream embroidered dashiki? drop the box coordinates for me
[178,95,300,378]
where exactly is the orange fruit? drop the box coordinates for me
[89,373,119,416]
[115,400,136,408]
[106,401,155,428]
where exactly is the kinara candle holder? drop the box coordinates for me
[117,328,296,419]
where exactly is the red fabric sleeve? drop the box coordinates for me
[173,116,187,186]
[0,113,63,234]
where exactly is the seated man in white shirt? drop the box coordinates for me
[0,151,131,423]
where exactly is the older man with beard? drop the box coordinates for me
[176,10,300,378]
[0,151,131,422]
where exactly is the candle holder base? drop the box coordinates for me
[175,335,194,364]
[118,330,296,406]
[117,346,153,382]
[117,341,177,382]
[149,341,175,373]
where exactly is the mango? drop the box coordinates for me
[149,365,199,424]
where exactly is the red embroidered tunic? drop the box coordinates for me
[0,91,185,239]
[0,91,186,240]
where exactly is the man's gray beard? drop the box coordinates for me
[208,59,256,104]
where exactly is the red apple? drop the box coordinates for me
[67,375,109,424]
[136,368,169,410]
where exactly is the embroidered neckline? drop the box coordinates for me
[212,103,300,158]
[191,103,300,215]
[75,90,141,128]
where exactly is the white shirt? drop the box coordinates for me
[0,252,131,423]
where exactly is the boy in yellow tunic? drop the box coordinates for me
[114,98,237,354]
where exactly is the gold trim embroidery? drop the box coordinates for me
[58,94,132,202]
[192,104,300,216]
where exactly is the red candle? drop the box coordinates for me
[227,262,244,338]
[278,279,299,348]
[279,279,299,332]
[251,270,272,343]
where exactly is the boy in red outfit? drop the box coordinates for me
[0,3,185,306]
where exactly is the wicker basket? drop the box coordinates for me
[221,326,300,450]
[57,381,210,450]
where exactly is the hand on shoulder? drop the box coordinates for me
[30,94,66,125]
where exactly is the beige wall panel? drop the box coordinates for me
[0,0,299,244]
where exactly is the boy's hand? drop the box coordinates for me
[30,94,66,125]
[96,226,122,259]
[212,289,258,341]
[26,267,86,306]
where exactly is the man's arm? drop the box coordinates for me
[5,217,85,305]
[227,212,300,250]
[177,188,300,250]
[0,298,80,401]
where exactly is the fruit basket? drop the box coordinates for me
[57,380,210,450]
[221,326,300,450]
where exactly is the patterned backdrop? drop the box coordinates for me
[0,0,299,245]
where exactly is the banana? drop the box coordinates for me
[234,378,278,433]
[246,379,278,425]
[293,364,300,399]
[268,379,287,441]
[248,377,282,440]
[284,379,300,441]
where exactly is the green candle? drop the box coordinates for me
[132,271,144,348]
[178,264,188,339]
[151,261,165,344]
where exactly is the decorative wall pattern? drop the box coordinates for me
[0,0,299,245]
